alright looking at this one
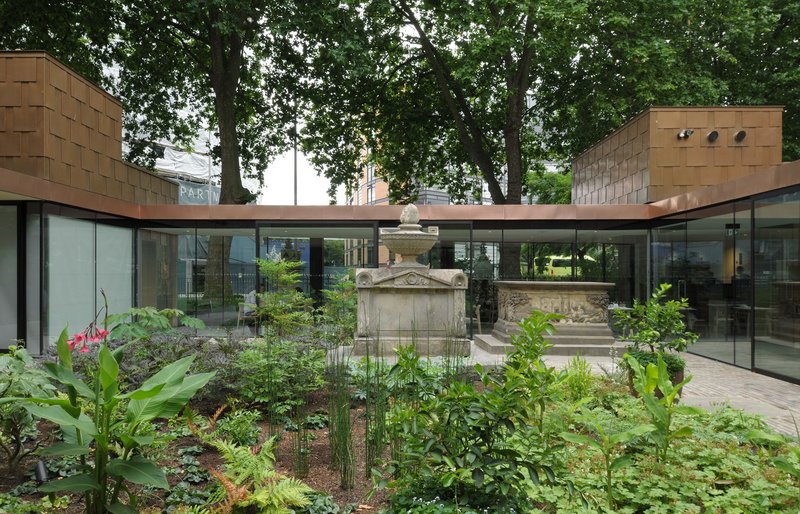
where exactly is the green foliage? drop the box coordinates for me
[2,294,215,514]
[257,259,314,337]
[614,283,698,356]
[205,437,313,513]
[625,353,705,462]
[231,340,325,416]
[164,481,212,512]
[290,491,340,514]
[212,408,262,447]
[105,306,205,344]
[381,311,565,509]
[0,345,54,474]
[563,355,594,402]
[527,171,572,204]
[561,421,654,509]
[0,492,70,514]
[317,273,358,348]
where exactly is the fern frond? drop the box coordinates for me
[208,404,227,431]
[247,476,313,512]
[209,467,249,514]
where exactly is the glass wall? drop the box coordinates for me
[44,213,134,346]
[754,190,800,381]
[576,227,648,306]
[26,206,41,353]
[653,204,753,368]
[0,205,17,349]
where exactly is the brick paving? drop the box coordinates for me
[680,352,800,436]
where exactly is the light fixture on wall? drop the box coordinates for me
[707,130,719,142]
[677,129,694,140]
[734,130,747,142]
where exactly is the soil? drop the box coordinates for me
[1,394,389,513]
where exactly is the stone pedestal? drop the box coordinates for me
[354,267,470,356]
[475,281,616,356]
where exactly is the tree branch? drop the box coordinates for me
[394,0,505,203]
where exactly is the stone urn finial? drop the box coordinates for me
[380,204,438,268]
[400,204,420,225]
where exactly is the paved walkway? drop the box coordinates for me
[680,353,800,436]
[466,343,800,436]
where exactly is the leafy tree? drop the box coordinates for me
[116,0,301,204]
[0,0,117,85]
[527,170,571,205]
[1,0,300,205]
[536,0,800,161]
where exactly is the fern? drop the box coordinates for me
[205,437,312,513]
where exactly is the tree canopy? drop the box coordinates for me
[0,0,302,205]
[1,0,797,206]
[299,0,800,204]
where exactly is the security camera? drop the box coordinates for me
[677,129,695,140]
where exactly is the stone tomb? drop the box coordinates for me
[474,281,616,356]
[354,267,470,356]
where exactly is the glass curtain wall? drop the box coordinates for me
[0,205,17,350]
[653,204,753,368]
[754,190,800,381]
[45,213,134,347]
[260,223,376,295]
[576,228,648,306]
[194,228,257,335]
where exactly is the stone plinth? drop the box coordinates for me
[354,267,470,356]
[475,281,616,356]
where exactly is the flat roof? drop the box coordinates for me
[1,160,799,223]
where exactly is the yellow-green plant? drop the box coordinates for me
[625,353,704,462]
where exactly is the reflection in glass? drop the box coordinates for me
[754,191,800,381]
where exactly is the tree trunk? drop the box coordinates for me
[205,12,249,303]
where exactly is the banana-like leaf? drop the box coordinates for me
[24,404,98,436]
[139,355,195,390]
[38,473,100,493]
[98,345,120,394]
[107,502,137,514]
[41,362,94,399]
[55,327,73,370]
[106,456,169,489]
[38,442,90,457]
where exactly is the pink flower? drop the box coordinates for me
[78,344,90,353]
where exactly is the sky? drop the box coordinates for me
[255,149,344,205]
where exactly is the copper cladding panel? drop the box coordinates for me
[0,51,177,205]
[573,106,784,205]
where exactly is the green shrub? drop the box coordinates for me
[0,345,54,474]
[212,408,262,447]
[563,355,593,401]
[232,340,326,416]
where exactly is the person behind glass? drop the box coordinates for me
[733,265,751,305]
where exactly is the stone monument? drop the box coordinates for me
[354,205,470,356]
[474,281,616,356]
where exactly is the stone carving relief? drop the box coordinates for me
[356,272,373,287]
[498,290,531,322]
[394,273,431,286]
